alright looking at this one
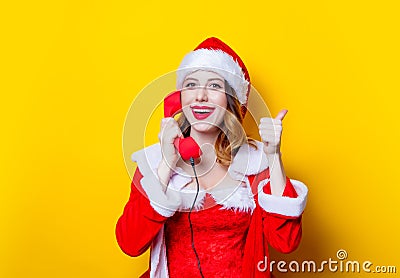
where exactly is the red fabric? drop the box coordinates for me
[115,169,168,257]
[242,170,303,277]
[194,37,250,87]
[115,167,303,277]
[165,197,251,277]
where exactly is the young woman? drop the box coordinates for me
[116,37,308,278]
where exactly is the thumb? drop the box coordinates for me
[275,109,288,121]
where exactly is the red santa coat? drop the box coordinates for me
[116,141,308,277]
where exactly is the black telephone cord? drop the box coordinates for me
[188,157,205,278]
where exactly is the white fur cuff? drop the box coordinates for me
[131,144,182,218]
[258,179,308,217]
[140,174,182,218]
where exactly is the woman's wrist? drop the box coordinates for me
[266,151,282,162]
[266,151,286,196]
[157,159,174,190]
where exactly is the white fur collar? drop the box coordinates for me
[227,140,268,180]
[131,141,268,212]
[171,179,256,213]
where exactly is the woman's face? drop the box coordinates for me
[181,70,228,134]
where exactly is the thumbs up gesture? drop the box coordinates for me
[259,109,288,155]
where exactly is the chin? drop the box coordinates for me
[191,123,220,134]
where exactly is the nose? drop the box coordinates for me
[195,86,208,102]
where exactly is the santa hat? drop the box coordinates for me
[176,37,251,115]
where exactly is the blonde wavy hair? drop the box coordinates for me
[177,81,257,166]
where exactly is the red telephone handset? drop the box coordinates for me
[164,90,202,160]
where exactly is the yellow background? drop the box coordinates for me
[1,0,399,277]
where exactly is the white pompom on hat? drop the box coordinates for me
[176,37,251,116]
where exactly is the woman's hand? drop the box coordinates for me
[259,109,288,156]
[159,117,182,167]
[259,109,288,196]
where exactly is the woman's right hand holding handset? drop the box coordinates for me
[157,117,182,191]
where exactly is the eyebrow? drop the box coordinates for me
[184,77,224,82]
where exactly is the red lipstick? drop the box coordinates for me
[191,105,215,120]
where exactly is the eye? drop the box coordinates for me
[209,83,223,89]
[185,82,197,88]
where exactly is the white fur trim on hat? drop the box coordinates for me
[176,48,249,105]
